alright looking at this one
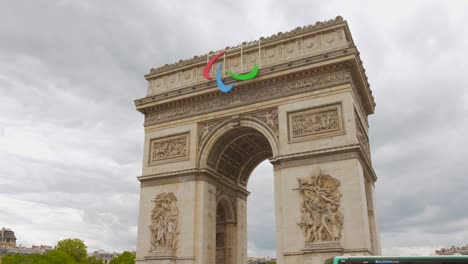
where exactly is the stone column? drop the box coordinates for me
[273,158,373,264]
[235,197,247,264]
[225,223,237,264]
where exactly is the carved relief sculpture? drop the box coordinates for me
[149,133,189,165]
[295,168,343,245]
[200,123,214,143]
[292,109,338,136]
[251,108,279,137]
[149,192,179,255]
[288,103,344,142]
[198,118,227,145]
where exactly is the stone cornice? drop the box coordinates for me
[284,247,373,255]
[139,16,375,106]
[134,16,376,126]
[136,47,358,107]
[270,144,378,182]
[143,256,195,261]
[145,67,351,126]
[138,168,250,198]
[145,16,349,77]
[136,56,375,128]
[137,143,377,184]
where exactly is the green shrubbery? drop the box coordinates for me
[0,238,135,264]
[109,252,136,264]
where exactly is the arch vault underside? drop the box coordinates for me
[133,16,381,264]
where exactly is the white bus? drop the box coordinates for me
[325,256,468,264]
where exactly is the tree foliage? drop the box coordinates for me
[1,250,75,264]
[56,238,87,263]
[44,249,76,264]
[0,238,124,264]
[82,256,104,264]
[109,251,135,264]
[1,254,29,264]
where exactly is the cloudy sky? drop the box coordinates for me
[1,0,467,258]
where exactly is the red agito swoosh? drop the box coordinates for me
[203,51,225,80]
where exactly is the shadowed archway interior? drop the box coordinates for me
[215,194,238,264]
[216,202,227,264]
[209,127,274,264]
[207,127,273,187]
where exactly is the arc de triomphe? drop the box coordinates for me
[134,16,381,264]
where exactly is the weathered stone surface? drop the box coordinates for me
[134,17,380,264]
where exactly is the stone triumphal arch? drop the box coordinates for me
[134,17,380,264]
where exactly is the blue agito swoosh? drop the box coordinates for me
[216,64,235,93]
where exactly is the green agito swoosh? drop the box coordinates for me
[227,64,259,81]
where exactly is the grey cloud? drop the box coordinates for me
[1,0,468,256]
[247,162,276,254]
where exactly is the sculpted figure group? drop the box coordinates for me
[149,192,179,253]
[296,168,344,243]
[293,110,339,137]
[435,245,468,255]
[151,138,187,161]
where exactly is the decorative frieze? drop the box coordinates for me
[355,112,371,161]
[295,168,343,246]
[149,133,189,165]
[144,69,352,126]
[288,103,344,143]
[149,192,179,255]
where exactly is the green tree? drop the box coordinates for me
[56,238,87,263]
[29,253,49,264]
[1,253,50,264]
[84,256,104,264]
[1,254,24,264]
[109,251,135,264]
[43,249,75,264]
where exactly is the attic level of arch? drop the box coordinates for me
[135,51,375,127]
[135,45,367,102]
[145,16,349,77]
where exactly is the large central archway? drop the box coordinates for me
[134,17,380,264]
[201,122,275,264]
[199,118,277,183]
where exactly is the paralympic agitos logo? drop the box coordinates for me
[202,51,259,93]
